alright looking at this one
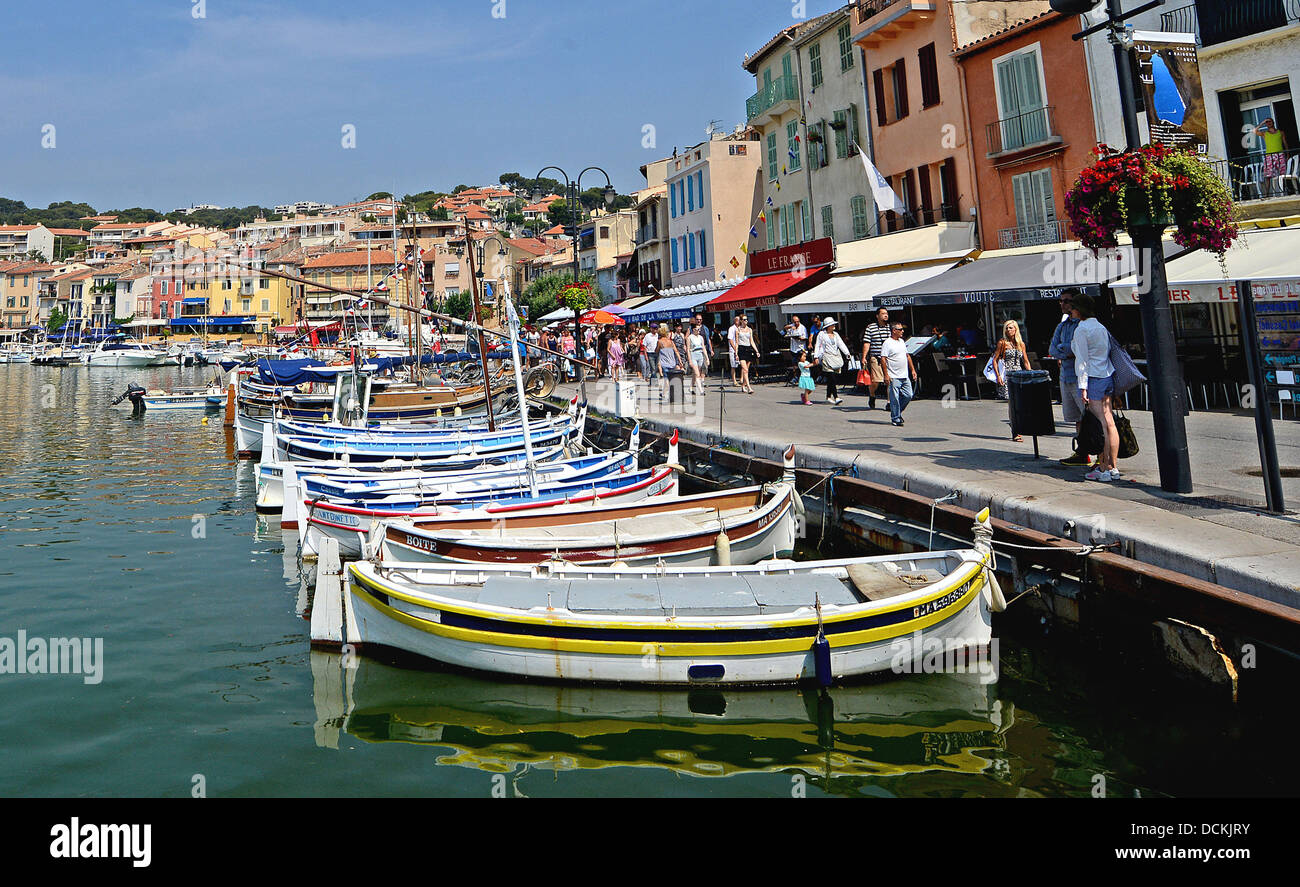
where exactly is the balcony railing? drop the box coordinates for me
[986,105,1060,156]
[1205,150,1300,201]
[1160,3,1199,37]
[1195,0,1300,47]
[746,73,800,122]
[635,224,660,245]
[999,220,1070,249]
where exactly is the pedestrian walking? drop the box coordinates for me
[688,323,708,397]
[608,330,625,382]
[641,325,659,383]
[993,320,1031,440]
[693,313,714,377]
[861,307,891,410]
[732,315,758,393]
[796,349,816,405]
[881,321,918,426]
[813,317,852,405]
[726,316,741,387]
[1070,293,1120,482]
[657,323,686,403]
[1050,289,1090,467]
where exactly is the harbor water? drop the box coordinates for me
[1,363,1294,798]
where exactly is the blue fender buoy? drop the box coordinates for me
[813,634,832,688]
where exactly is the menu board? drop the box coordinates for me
[1257,300,1300,407]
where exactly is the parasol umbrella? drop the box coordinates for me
[580,309,626,326]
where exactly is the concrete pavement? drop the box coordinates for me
[559,372,1300,606]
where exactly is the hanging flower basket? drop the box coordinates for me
[1064,143,1240,256]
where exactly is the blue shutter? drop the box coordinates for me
[699,231,707,266]
[670,183,677,218]
[687,178,694,212]
[688,234,696,269]
[696,172,704,207]
[671,238,679,273]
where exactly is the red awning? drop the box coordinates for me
[705,266,830,311]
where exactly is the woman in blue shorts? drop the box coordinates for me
[1070,293,1120,482]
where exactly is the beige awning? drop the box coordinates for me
[1112,228,1300,304]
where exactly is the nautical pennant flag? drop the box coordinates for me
[730,256,740,269]
[749,226,758,238]
[781,164,787,175]
[788,149,797,161]
[740,243,748,254]
[376,280,388,292]
[757,210,766,223]
[775,181,782,192]
[766,196,774,207]
[854,142,904,213]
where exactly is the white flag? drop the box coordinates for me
[855,143,903,214]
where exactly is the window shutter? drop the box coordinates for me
[917,165,933,222]
[1012,173,1034,228]
[671,237,679,273]
[895,59,910,119]
[919,43,940,107]
[802,202,813,242]
[822,205,834,242]
[939,158,958,221]
[849,104,861,153]
[873,69,888,127]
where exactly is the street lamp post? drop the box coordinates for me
[1056,0,1192,493]
[534,165,617,402]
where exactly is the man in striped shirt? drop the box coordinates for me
[861,307,890,410]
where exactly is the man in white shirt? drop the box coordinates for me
[726,317,740,386]
[641,327,659,381]
[880,321,918,426]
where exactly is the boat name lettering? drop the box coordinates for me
[402,534,436,553]
[912,581,969,619]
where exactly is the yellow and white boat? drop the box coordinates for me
[344,509,1004,686]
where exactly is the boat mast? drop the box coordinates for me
[502,277,538,496]
[463,233,497,433]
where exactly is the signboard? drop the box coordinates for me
[1133,33,1209,155]
[1257,300,1300,406]
[1117,279,1300,304]
[750,238,834,276]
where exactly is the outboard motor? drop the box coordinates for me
[112,383,147,415]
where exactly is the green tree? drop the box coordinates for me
[520,272,600,321]
[365,191,393,200]
[547,200,579,229]
[443,291,473,319]
[46,308,68,333]
[429,207,450,221]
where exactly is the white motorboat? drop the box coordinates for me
[85,337,170,367]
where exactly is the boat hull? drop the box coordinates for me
[344,554,995,686]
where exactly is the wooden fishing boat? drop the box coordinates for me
[378,447,799,568]
[303,462,678,559]
[255,442,571,515]
[343,509,1001,687]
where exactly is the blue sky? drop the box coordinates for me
[2,0,846,212]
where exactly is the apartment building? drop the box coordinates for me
[664,134,764,287]
[744,8,856,251]
[235,215,353,247]
[851,0,980,239]
[0,261,56,328]
[577,210,636,299]
[0,224,55,261]
[954,4,1102,249]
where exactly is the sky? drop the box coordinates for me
[1,0,847,213]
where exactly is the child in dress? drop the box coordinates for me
[797,350,816,405]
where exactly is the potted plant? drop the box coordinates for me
[1064,143,1240,257]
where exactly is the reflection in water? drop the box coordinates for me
[311,653,1016,796]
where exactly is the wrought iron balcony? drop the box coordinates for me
[746,73,800,123]
[998,220,1070,249]
[986,105,1061,157]
[1159,3,1199,37]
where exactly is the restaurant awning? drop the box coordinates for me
[181,296,208,305]
[780,252,975,315]
[617,295,655,310]
[123,319,169,328]
[705,266,831,312]
[878,242,1183,308]
[537,306,575,322]
[622,293,710,323]
[1111,228,1300,305]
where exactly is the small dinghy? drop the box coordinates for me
[343,509,1004,686]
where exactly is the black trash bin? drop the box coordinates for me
[1007,369,1055,457]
